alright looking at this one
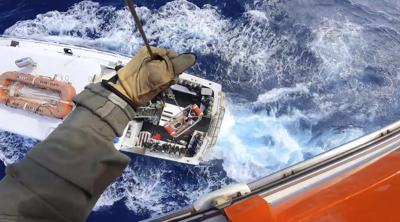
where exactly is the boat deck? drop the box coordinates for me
[0,38,130,139]
[0,37,225,165]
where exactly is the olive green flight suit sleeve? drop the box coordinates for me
[0,83,136,222]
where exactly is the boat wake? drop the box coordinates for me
[2,0,400,218]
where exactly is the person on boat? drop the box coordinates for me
[0,47,196,222]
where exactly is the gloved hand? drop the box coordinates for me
[106,47,196,107]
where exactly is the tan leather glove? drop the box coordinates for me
[105,47,196,107]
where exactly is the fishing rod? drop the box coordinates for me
[124,0,156,59]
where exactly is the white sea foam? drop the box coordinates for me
[256,83,310,104]
[94,158,231,215]
[207,99,367,183]
[310,19,365,80]
[0,131,35,165]
[4,0,288,88]
[309,18,400,120]
[207,105,305,182]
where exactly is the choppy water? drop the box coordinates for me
[1,0,400,221]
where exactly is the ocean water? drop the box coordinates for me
[1,0,400,221]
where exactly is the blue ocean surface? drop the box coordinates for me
[1,0,400,221]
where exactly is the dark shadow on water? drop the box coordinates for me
[88,200,148,222]
[0,161,5,180]
[0,0,83,33]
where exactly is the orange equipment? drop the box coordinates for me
[224,195,275,222]
[0,71,76,119]
[272,151,400,222]
[164,104,203,138]
[222,151,400,222]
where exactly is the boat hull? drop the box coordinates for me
[0,37,225,165]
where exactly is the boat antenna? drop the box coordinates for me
[124,0,155,59]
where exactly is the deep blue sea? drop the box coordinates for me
[1,0,400,221]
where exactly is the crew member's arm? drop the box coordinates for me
[0,84,134,222]
[0,47,196,222]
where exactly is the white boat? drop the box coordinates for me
[0,37,225,165]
